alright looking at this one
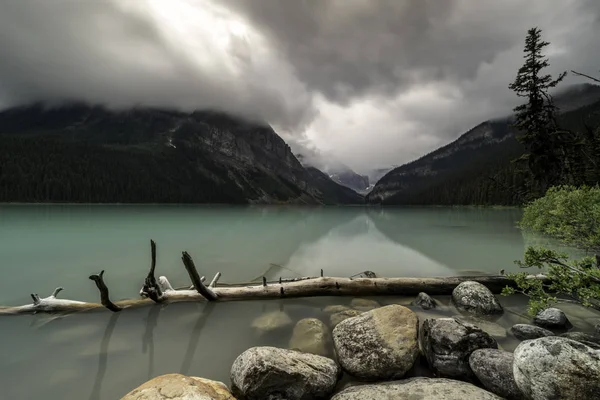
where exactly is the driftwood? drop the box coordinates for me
[0,239,550,316]
[89,270,123,312]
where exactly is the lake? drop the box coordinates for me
[0,205,598,399]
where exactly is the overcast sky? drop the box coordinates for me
[0,0,599,173]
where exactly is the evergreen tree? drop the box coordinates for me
[509,27,566,194]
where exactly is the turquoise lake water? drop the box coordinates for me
[0,205,597,399]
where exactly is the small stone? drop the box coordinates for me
[121,373,235,400]
[349,298,380,311]
[560,331,600,350]
[323,305,350,314]
[419,317,498,380]
[413,292,436,310]
[250,311,292,335]
[330,309,362,328]
[511,324,554,341]
[533,307,570,329]
[452,281,503,315]
[469,349,523,399]
[513,336,600,400]
[331,377,502,400]
[289,318,331,356]
[230,346,340,400]
[333,304,419,380]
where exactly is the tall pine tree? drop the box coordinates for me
[509,27,566,194]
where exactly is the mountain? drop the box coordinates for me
[0,102,363,204]
[367,83,600,205]
[329,170,370,193]
[295,151,370,193]
[305,167,365,204]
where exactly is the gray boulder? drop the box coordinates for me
[469,349,523,400]
[452,281,503,315]
[331,377,502,400]
[419,317,498,380]
[333,304,419,380]
[513,336,600,400]
[288,318,331,356]
[413,292,436,310]
[230,346,340,400]
[329,309,362,328]
[250,311,293,335]
[511,323,554,341]
[533,307,570,329]
[560,331,600,350]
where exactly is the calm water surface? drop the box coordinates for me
[0,205,598,399]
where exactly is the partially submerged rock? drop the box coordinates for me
[329,309,362,328]
[560,331,600,350]
[513,336,600,400]
[419,317,498,380]
[511,323,554,341]
[469,349,523,400]
[331,377,502,400]
[533,307,570,329]
[333,304,419,380]
[121,373,235,400]
[323,305,350,314]
[452,281,503,315]
[250,311,292,335]
[289,318,331,356]
[455,316,507,338]
[349,298,380,312]
[230,346,340,400]
[413,292,436,310]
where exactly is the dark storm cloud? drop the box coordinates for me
[0,0,599,172]
[0,0,314,129]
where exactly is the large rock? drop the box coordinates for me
[332,304,419,380]
[513,336,600,400]
[419,317,498,380]
[330,377,502,400]
[250,311,292,335]
[511,324,554,341]
[413,292,436,310]
[533,307,570,329]
[452,281,503,315]
[596,323,600,335]
[289,318,331,356]
[560,331,600,349]
[469,349,523,400]
[121,373,235,400]
[349,298,380,311]
[329,309,362,328]
[323,305,350,314]
[230,346,340,400]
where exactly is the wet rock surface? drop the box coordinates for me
[250,311,292,335]
[413,292,436,310]
[452,281,503,315]
[330,377,502,400]
[419,317,498,380]
[349,298,380,312]
[513,336,600,400]
[329,309,362,328]
[511,324,554,341]
[469,349,523,400]
[288,318,331,356]
[230,346,340,400]
[533,307,570,329]
[333,304,419,380]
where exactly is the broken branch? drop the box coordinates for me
[181,252,218,301]
[89,270,123,312]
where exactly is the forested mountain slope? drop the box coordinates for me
[0,103,363,204]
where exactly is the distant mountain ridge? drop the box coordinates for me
[0,102,363,204]
[367,83,600,205]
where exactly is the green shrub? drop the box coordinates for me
[503,185,600,314]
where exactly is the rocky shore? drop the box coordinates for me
[121,281,600,399]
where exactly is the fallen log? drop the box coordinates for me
[0,274,547,316]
